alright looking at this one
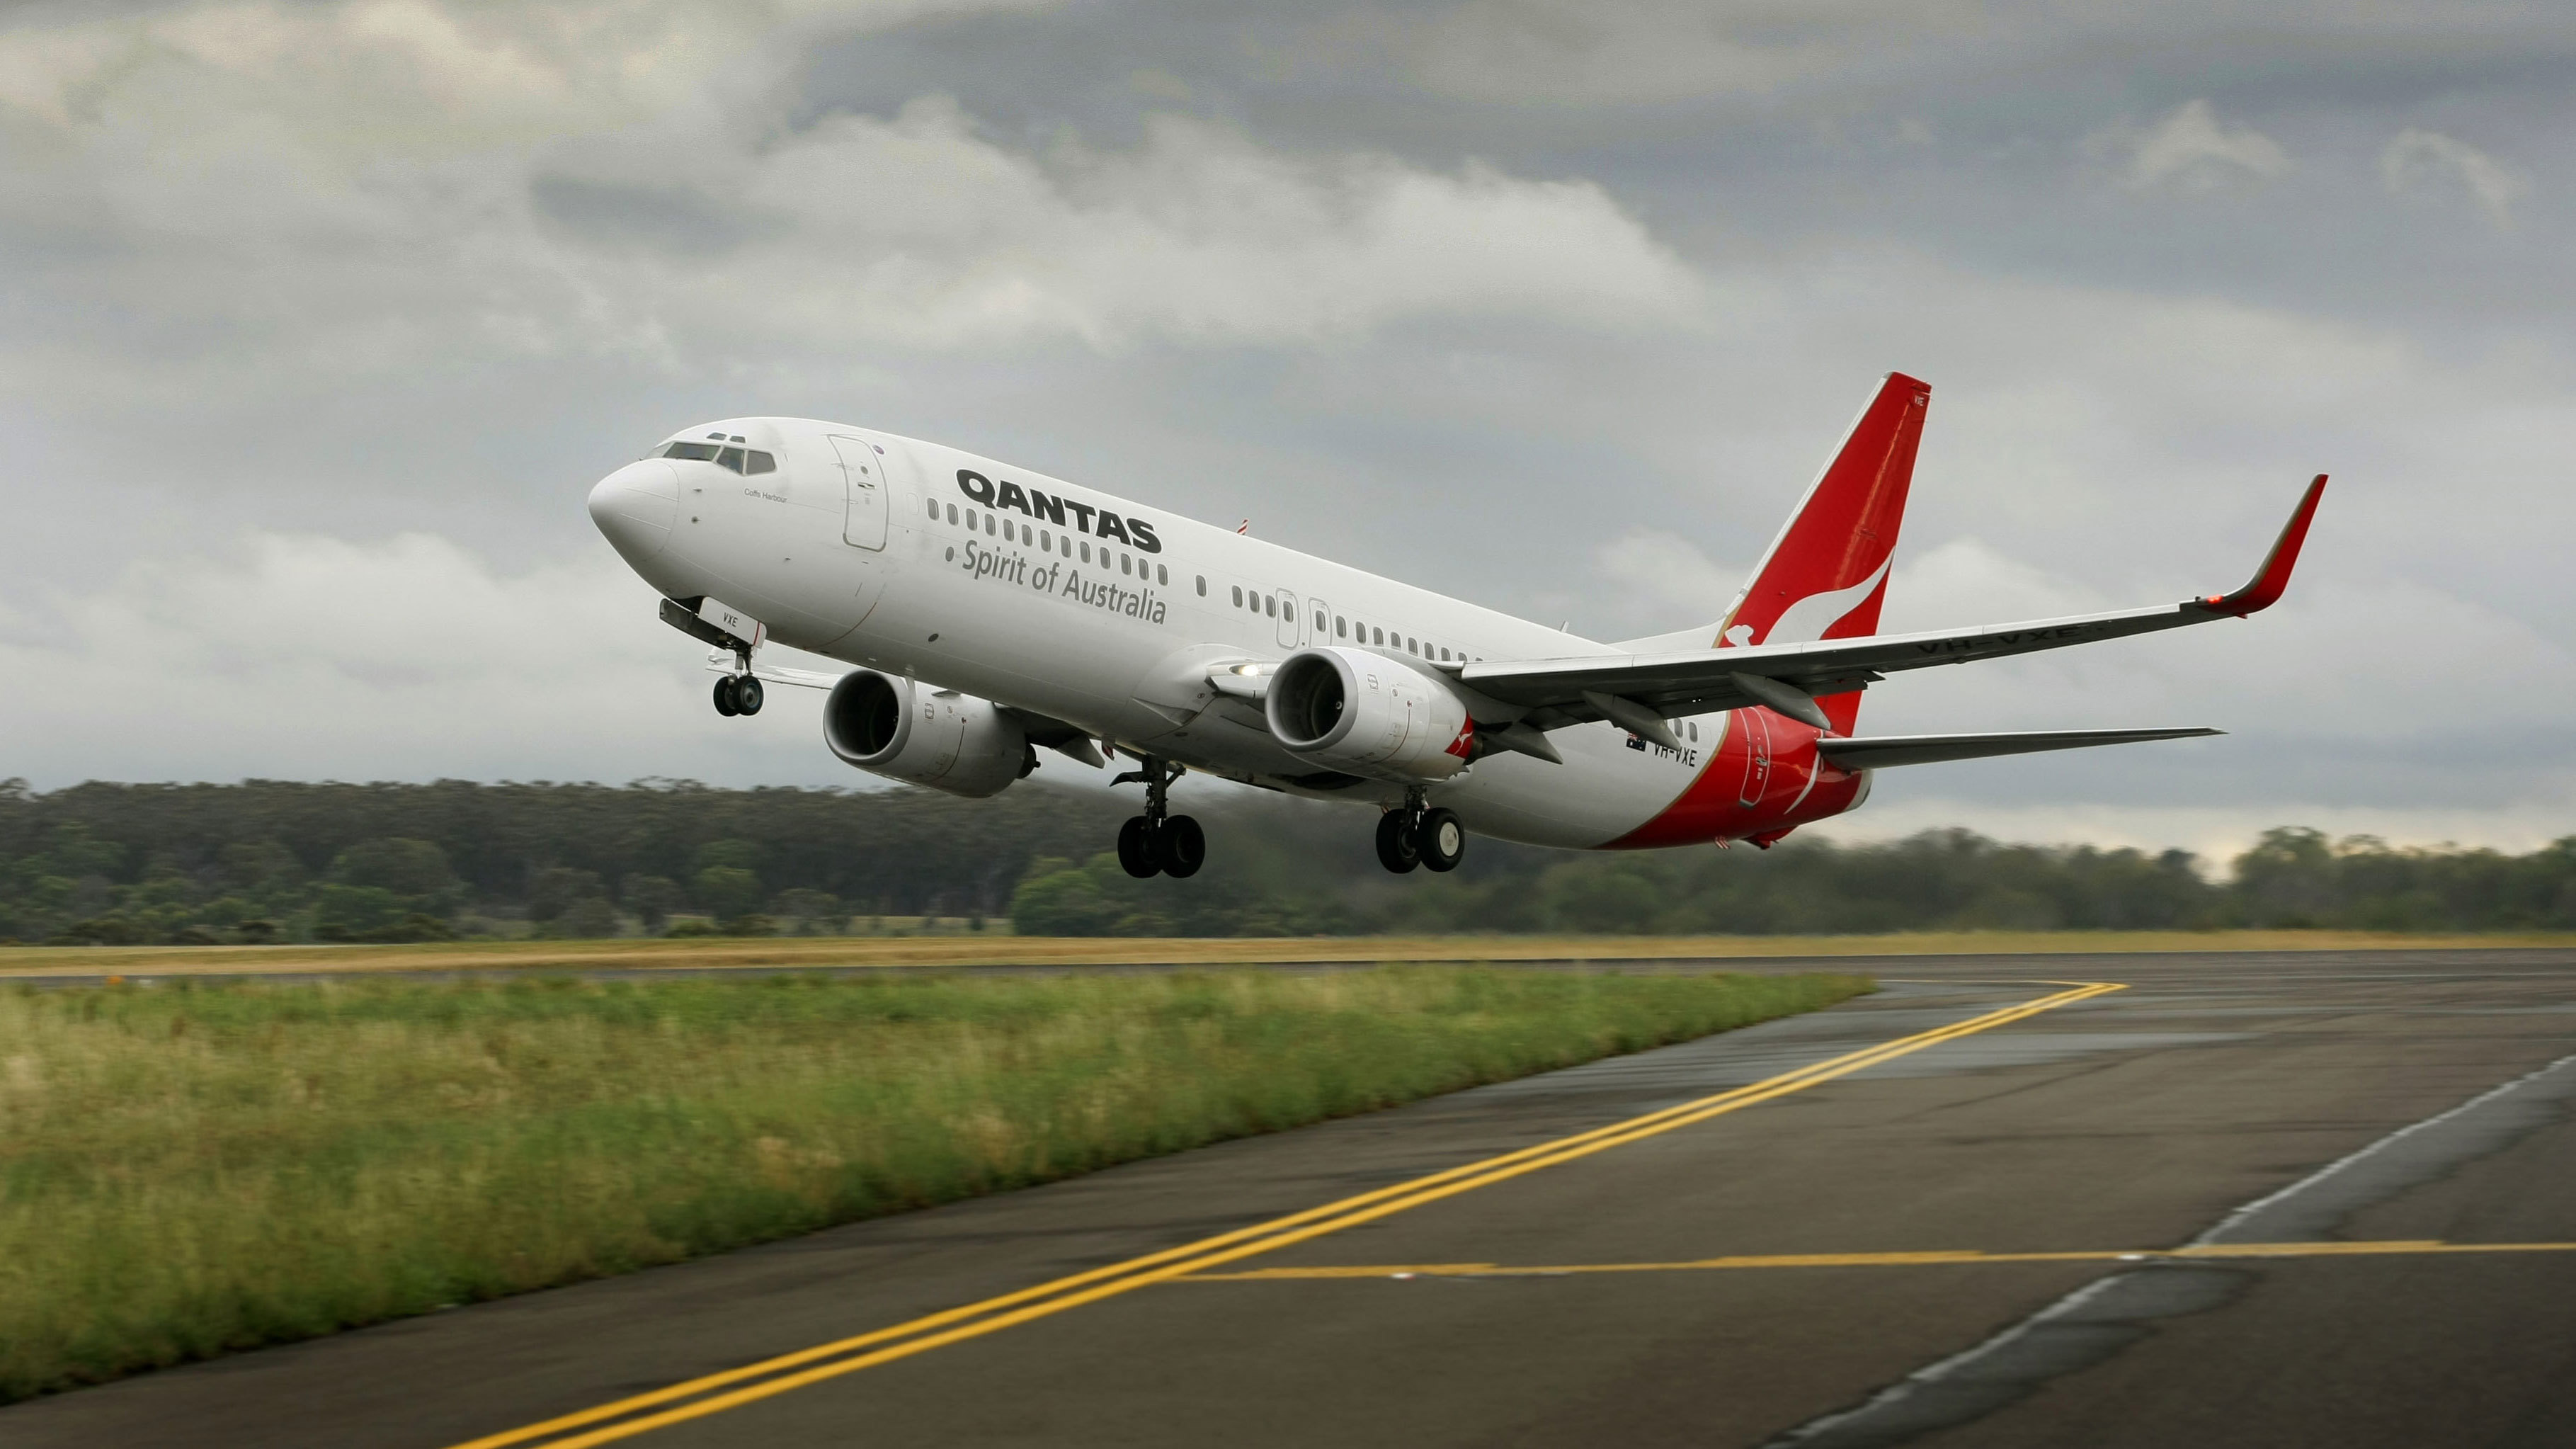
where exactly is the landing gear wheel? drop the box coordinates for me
[1418,807,1466,873]
[732,675,763,716]
[1156,815,1206,878]
[712,676,740,717]
[1117,815,1161,878]
[1374,811,1420,874]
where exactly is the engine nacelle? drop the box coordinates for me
[1265,647,1474,783]
[822,670,1032,799]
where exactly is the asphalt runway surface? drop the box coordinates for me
[12,948,2576,1448]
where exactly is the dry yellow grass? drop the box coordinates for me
[2,928,2569,979]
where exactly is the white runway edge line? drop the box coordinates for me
[1764,1047,2576,1449]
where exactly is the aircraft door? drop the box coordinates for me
[1275,591,1301,649]
[1735,708,1774,807]
[830,436,887,550]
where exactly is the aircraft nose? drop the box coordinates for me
[588,460,680,562]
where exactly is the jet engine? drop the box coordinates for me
[822,670,1034,798]
[1265,647,1474,783]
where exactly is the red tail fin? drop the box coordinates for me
[1716,372,1930,733]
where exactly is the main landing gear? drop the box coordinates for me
[712,672,763,717]
[1112,755,1204,879]
[712,649,763,717]
[1375,792,1465,875]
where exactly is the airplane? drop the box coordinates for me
[586,373,2323,880]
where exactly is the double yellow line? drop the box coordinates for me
[455,979,2122,1449]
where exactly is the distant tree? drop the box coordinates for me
[557,897,620,938]
[528,867,607,924]
[2228,826,2337,927]
[693,839,761,874]
[312,885,409,941]
[693,866,765,925]
[329,839,459,899]
[620,875,680,933]
[768,887,843,935]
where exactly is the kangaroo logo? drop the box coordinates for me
[1745,555,1893,647]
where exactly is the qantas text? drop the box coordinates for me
[957,470,1161,553]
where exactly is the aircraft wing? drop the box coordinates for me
[1454,475,2323,734]
[703,648,840,690]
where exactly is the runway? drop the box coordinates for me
[11,948,2576,1448]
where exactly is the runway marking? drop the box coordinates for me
[1180,1240,2576,1280]
[1764,1043,2576,1448]
[445,980,2120,1448]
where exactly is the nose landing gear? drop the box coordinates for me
[1112,754,1202,878]
[1376,791,1466,875]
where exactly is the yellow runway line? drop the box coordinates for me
[1183,1240,2576,1280]
[448,980,2121,1449]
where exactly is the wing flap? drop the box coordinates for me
[1816,727,2221,770]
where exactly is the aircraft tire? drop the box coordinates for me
[1117,816,1161,878]
[1156,815,1206,878]
[734,676,764,716]
[712,676,740,717]
[1374,811,1420,874]
[1418,808,1466,873]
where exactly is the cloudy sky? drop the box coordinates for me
[2,0,2570,858]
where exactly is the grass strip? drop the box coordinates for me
[0,965,1865,1400]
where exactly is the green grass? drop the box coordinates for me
[0,966,1866,1400]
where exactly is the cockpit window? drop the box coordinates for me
[663,440,777,475]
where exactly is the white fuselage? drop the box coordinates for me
[588,416,1807,850]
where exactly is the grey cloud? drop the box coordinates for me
[4,0,2573,856]
[530,174,780,256]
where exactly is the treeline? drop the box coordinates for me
[0,778,1124,945]
[2,777,2570,945]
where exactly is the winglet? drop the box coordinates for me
[2204,475,2326,617]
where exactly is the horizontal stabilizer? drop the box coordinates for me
[1816,727,2221,770]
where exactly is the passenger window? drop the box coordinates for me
[1121,555,1132,576]
[946,504,958,525]
[986,515,996,535]
[1081,542,1091,562]
[1158,564,1168,586]
[1265,596,1277,618]
[1197,575,1207,596]
[662,441,720,462]
[1335,616,1347,637]
[1688,721,1699,741]
[925,499,938,518]
[1372,627,1384,645]
[746,450,777,474]
[1231,586,1243,607]
[966,509,977,530]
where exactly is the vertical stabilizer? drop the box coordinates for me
[1716,372,1930,732]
